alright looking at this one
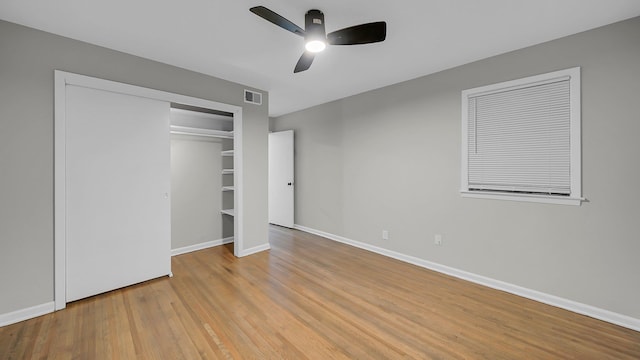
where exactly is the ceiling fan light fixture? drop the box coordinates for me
[305,39,326,52]
[304,9,327,53]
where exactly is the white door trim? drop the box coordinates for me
[54,70,244,310]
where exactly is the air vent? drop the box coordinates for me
[244,89,262,105]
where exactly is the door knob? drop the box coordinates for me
[287,182,292,186]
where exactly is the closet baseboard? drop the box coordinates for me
[171,237,234,256]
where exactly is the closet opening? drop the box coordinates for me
[169,103,236,256]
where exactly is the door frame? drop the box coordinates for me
[54,71,244,310]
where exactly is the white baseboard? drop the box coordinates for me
[238,242,271,257]
[171,237,234,256]
[0,301,55,327]
[293,224,640,332]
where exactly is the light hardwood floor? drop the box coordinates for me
[1,226,639,359]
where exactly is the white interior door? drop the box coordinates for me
[269,130,294,228]
[66,85,171,302]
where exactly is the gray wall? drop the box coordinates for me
[0,19,269,315]
[272,17,640,319]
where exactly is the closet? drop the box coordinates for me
[55,71,244,309]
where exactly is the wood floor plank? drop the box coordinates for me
[1,225,639,359]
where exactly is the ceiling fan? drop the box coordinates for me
[249,6,387,73]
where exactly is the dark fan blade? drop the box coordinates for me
[294,52,315,73]
[250,6,305,37]
[327,21,386,45]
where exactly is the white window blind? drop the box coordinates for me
[461,67,582,205]
[468,79,570,194]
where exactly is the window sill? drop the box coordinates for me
[460,191,584,206]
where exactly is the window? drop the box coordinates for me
[461,67,583,205]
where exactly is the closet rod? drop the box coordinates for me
[169,125,233,139]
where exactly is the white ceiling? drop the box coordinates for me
[2,1,640,117]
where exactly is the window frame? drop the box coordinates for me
[460,67,583,206]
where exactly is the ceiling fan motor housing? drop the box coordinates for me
[305,9,326,40]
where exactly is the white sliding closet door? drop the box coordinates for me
[66,85,171,302]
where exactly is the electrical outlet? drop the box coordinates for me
[382,230,389,240]
[434,234,443,246]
